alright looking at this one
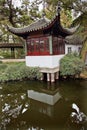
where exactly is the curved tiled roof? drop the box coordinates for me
[65,34,83,45]
[60,24,79,35]
[7,14,79,37]
[7,16,51,35]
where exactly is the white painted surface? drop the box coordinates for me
[26,44,82,68]
[65,44,82,54]
[28,90,61,105]
[26,55,64,68]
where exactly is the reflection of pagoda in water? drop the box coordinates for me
[1,81,87,129]
[28,88,61,105]
[2,83,85,129]
[21,87,71,129]
[27,87,61,118]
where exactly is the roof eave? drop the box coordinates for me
[7,16,79,38]
[59,24,80,37]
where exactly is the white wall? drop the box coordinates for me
[26,44,82,68]
[65,44,82,54]
[26,55,64,68]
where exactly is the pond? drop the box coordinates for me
[0,79,87,130]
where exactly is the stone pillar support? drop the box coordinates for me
[40,73,44,81]
[51,73,55,82]
[47,73,50,82]
[56,72,59,80]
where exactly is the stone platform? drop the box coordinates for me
[40,67,59,82]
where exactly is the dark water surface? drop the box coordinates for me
[0,79,87,130]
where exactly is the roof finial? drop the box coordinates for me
[57,1,61,15]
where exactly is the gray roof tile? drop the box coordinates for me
[7,14,79,37]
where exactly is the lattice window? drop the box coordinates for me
[26,37,49,55]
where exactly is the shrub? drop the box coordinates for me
[0,64,8,81]
[0,64,7,71]
[60,53,85,78]
[0,62,42,82]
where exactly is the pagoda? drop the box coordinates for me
[7,3,78,82]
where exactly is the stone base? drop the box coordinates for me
[40,67,59,82]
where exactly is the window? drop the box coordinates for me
[35,38,39,53]
[68,47,72,53]
[39,38,44,52]
[58,38,64,54]
[26,37,49,55]
[39,37,49,55]
[53,37,65,55]
[27,39,31,54]
[31,39,34,52]
[45,38,49,52]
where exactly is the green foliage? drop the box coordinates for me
[0,61,2,64]
[45,0,87,15]
[0,0,86,42]
[0,62,42,83]
[0,51,11,58]
[60,53,85,77]
[61,9,72,27]
[0,48,25,59]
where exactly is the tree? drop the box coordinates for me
[0,0,43,40]
[44,0,87,15]
[0,0,86,42]
[0,0,23,43]
[60,53,85,78]
[20,0,41,26]
[44,0,87,25]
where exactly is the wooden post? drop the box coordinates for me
[11,47,15,58]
